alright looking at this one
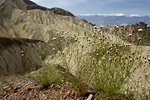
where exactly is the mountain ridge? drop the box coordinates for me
[23,0,75,17]
[77,15,150,25]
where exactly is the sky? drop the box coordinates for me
[31,0,150,16]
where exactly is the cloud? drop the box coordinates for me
[98,13,125,16]
[129,14,140,17]
[74,0,86,2]
[97,0,125,5]
[77,13,125,16]
[31,0,43,2]
[77,13,143,17]
[109,0,125,2]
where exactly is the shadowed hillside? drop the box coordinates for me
[0,37,49,75]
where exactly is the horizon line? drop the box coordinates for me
[76,13,150,17]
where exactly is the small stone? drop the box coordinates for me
[86,94,94,100]
[67,90,71,96]
[3,86,10,90]
[50,84,55,88]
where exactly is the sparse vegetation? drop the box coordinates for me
[36,64,64,89]
[70,27,143,99]
[35,26,150,99]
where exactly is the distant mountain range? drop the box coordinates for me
[77,14,150,25]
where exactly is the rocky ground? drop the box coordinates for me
[0,75,84,100]
[0,75,132,100]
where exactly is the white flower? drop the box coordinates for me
[64,32,67,35]
[128,44,131,46]
[56,32,59,35]
[148,58,150,61]
[100,25,103,28]
[109,58,112,61]
[21,54,24,57]
[33,31,36,33]
[138,38,142,41]
[93,26,98,29]
[134,66,137,69]
[75,38,78,41]
[49,44,52,46]
[138,29,143,32]
[102,57,105,60]
[92,34,95,37]
[52,48,55,51]
[128,33,132,37]
[52,37,56,40]
[21,50,24,53]
[114,25,119,29]
[107,51,110,54]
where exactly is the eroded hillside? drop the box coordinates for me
[0,0,94,75]
[102,22,150,45]
[0,0,93,40]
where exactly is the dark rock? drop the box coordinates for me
[23,0,47,10]
[23,0,75,17]
[49,7,75,17]
[0,37,48,76]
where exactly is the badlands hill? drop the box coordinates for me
[102,22,150,45]
[0,0,94,75]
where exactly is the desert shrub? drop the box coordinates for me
[89,43,138,98]
[36,63,85,91]
[36,64,63,89]
[73,27,144,99]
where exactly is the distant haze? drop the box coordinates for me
[77,15,150,25]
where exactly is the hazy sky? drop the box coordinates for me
[31,0,150,16]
